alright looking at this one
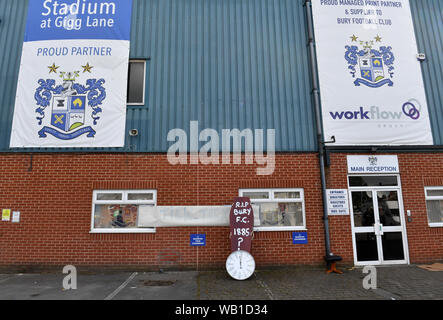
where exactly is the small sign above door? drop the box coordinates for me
[347,155,399,174]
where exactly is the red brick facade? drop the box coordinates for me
[327,153,443,264]
[0,152,442,270]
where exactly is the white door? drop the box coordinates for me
[349,180,409,265]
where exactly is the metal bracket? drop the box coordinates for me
[323,136,336,145]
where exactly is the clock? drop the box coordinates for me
[226,250,256,281]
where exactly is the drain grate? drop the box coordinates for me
[140,280,176,287]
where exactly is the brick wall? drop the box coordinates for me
[326,153,443,264]
[0,152,441,270]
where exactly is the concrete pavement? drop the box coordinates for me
[0,265,441,300]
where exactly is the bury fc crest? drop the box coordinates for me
[345,35,395,88]
[34,63,105,140]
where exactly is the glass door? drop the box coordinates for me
[351,190,380,264]
[350,187,408,265]
[375,190,406,263]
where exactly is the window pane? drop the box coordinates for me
[94,204,139,228]
[128,193,153,201]
[426,189,443,197]
[127,61,145,104]
[377,191,401,227]
[257,202,303,227]
[96,193,122,201]
[243,192,269,199]
[351,191,374,227]
[349,176,398,187]
[274,192,301,199]
[382,232,405,261]
[355,233,379,262]
[426,200,443,224]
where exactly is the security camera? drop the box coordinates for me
[129,129,138,137]
[416,53,426,61]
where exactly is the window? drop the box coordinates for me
[349,175,399,187]
[424,187,443,227]
[127,60,147,105]
[91,190,156,233]
[239,189,306,231]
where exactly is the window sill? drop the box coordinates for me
[253,227,307,232]
[90,228,156,234]
[127,104,146,109]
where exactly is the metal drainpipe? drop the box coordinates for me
[304,0,333,259]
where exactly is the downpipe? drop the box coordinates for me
[304,0,337,261]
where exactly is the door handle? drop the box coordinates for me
[373,223,379,236]
[373,222,383,236]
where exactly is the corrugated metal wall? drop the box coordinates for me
[410,0,443,145]
[128,0,317,152]
[0,0,442,152]
[0,0,317,152]
[0,0,27,152]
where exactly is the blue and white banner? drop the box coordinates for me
[10,0,133,148]
[311,0,434,146]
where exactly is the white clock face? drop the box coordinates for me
[226,250,256,281]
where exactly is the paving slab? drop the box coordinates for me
[0,272,135,300]
[0,265,441,300]
[114,271,199,300]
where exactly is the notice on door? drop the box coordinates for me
[326,189,350,216]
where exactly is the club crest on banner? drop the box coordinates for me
[345,35,395,88]
[34,64,106,140]
[368,156,378,166]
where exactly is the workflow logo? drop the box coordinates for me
[345,34,394,88]
[329,107,372,120]
[402,100,421,120]
[34,63,106,140]
[329,100,422,122]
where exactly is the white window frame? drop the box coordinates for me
[127,59,147,106]
[424,187,443,228]
[239,188,307,232]
[90,190,157,233]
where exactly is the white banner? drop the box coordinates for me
[311,0,434,146]
[10,0,133,148]
[138,206,261,228]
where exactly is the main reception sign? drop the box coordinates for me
[10,0,133,148]
[311,0,433,146]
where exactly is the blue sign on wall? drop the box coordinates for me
[293,232,308,244]
[25,0,133,42]
[190,234,206,247]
